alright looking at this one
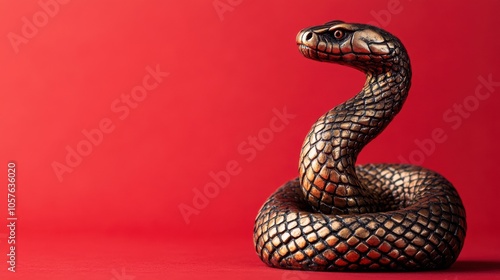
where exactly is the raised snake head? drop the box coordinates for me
[296,20,405,74]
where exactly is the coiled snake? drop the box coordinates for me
[253,21,466,271]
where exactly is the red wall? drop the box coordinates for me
[0,0,499,257]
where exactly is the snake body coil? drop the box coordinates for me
[253,21,466,271]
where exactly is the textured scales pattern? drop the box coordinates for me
[253,21,467,271]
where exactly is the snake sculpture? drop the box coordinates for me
[253,21,467,271]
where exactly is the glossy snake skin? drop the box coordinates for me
[253,21,466,271]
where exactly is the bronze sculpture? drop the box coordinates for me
[253,21,466,271]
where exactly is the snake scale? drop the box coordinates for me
[253,21,466,271]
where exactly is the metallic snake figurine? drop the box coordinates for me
[253,21,467,271]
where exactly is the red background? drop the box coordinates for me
[1,0,499,279]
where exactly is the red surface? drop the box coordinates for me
[0,0,499,279]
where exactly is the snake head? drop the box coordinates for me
[296,20,403,73]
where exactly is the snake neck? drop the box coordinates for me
[299,45,411,215]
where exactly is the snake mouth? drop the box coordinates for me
[298,44,339,62]
[298,44,314,58]
[298,44,320,59]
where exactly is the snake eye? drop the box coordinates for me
[333,29,345,40]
